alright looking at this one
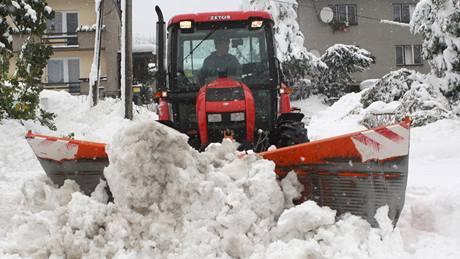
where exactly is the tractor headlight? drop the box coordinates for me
[251,20,263,28]
[179,20,193,29]
[230,112,245,121]
[207,113,222,123]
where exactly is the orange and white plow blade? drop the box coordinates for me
[25,131,109,194]
[261,118,411,226]
[26,119,411,226]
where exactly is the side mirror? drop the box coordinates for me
[275,57,284,85]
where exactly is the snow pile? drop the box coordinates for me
[0,121,405,258]
[0,97,409,258]
[1,90,460,257]
[37,90,156,142]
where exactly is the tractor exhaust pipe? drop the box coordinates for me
[155,6,166,91]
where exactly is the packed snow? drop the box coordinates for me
[0,90,459,258]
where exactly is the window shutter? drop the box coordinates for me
[337,5,347,23]
[395,46,404,65]
[401,4,410,23]
[66,13,78,34]
[348,5,357,25]
[393,4,401,22]
[404,45,413,65]
[47,60,64,83]
[47,12,62,33]
[413,45,423,64]
[68,59,80,93]
[68,59,80,83]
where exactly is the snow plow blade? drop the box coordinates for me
[25,131,109,195]
[261,118,411,226]
[26,118,410,226]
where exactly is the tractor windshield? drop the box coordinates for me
[174,23,272,89]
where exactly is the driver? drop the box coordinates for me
[198,36,241,85]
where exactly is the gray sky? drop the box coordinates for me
[133,0,243,40]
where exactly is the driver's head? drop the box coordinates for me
[214,37,230,55]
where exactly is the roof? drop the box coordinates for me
[133,43,156,53]
[168,11,273,27]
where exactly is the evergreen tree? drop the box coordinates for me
[0,0,55,128]
[242,0,326,85]
[315,44,374,101]
[411,0,460,109]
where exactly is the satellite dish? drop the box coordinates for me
[320,7,334,23]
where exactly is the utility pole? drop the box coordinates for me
[123,0,133,119]
[92,0,104,106]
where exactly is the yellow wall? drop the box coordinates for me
[47,0,96,26]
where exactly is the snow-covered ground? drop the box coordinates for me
[0,90,459,258]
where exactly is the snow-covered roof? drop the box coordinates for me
[132,43,156,53]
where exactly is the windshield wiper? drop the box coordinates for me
[182,24,221,62]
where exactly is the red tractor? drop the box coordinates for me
[26,7,411,226]
[154,7,308,152]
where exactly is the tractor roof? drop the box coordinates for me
[168,11,273,27]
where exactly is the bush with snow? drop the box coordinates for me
[315,44,374,102]
[361,69,452,127]
[361,69,415,107]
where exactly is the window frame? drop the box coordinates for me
[47,11,80,34]
[395,44,423,66]
[331,4,358,26]
[393,3,416,23]
[47,57,81,84]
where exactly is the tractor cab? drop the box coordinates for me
[155,8,302,150]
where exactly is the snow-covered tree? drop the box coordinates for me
[361,69,452,126]
[0,0,55,128]
[411,0,460,110]
[315,44,374,101]
[242,0,326,84]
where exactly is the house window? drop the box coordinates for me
[331,4,358,25]
[47,58,80,83]
[393,3,416,23]
[395,45,422,65]
[46,11,79,45]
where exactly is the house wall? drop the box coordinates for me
[46,0,96,26]
[298,0,430,82]
[8,0,121,97]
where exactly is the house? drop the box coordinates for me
[297,0,430,82]
[11,0,121,97]
[133,43,156,85]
